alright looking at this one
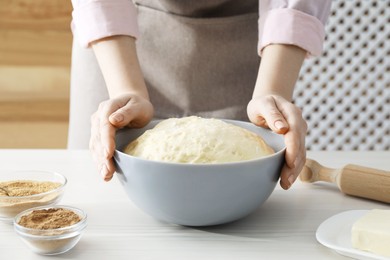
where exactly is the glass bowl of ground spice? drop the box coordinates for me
[13,205,87,255]
[0,170,67,222]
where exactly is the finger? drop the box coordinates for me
[90,112,106,163]
[273,100,307,189]
[279,164,293,190]
[249,96,289,134]
[90,127,112,181]
[100,163,110,181]
[90,102,117,181]
[109,99,153,129]
[98,102,120,160]
[283,130,301,169]
[109,102,140,128]
[280,132,306,188]
[96,149,114,181]
[89,112,112,180]
[99,120,116,160]
[277,101,307,168]
[103,158,116,182]
[89,113,99,162]
[279,147,306,189]
[248,110,269,128]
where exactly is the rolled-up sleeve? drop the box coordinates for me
[71,0,139,48]
[258,0,332,57]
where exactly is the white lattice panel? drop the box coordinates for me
[294,0,390,151]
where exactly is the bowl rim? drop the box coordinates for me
[115,146,286,167]
[13,205,87,239]
[0,170,67,199]
[114,119,286,166]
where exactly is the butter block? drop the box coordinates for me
[351,209,390,257]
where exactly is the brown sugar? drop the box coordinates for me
[0,181,64,219]
[0,180,61,197]
[18,208,81,229]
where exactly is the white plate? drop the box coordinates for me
[316,210,390,260]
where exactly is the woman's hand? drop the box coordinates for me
[90,93,154,181]
[247,95,307,190]
[90,36,152,181]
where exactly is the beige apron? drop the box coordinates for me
[68,0,259,149]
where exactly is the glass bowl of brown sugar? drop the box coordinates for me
[13,205,87,255]
[0,170,67,222]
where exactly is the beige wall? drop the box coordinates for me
[0,0,73,148]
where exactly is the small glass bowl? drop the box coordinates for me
[13,205,87,255]
[0,170,67,222]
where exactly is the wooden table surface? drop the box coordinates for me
[0,150,389,260]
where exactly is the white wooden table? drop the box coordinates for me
[0,150,388,259]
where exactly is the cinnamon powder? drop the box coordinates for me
[18,208,81,229]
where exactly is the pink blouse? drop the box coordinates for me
[71,0,332,57]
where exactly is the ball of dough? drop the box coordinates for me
[123,116,274,163]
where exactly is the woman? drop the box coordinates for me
[68,0,332,189]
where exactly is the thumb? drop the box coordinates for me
[108,106,137,128]
[271,118,289,134]
[251,97,289,134]
[109,112,125,127]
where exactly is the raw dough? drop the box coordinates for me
[124,116,274,163]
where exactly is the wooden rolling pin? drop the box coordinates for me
[299,159,390,203]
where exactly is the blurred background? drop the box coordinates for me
[0,0,388,150]
[0,0,72,148]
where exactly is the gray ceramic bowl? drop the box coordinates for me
[114,119,285,226]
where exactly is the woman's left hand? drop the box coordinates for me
[247,94,307,190]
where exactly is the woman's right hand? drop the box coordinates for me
[90,93,154,181]
[247,95,307,190]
